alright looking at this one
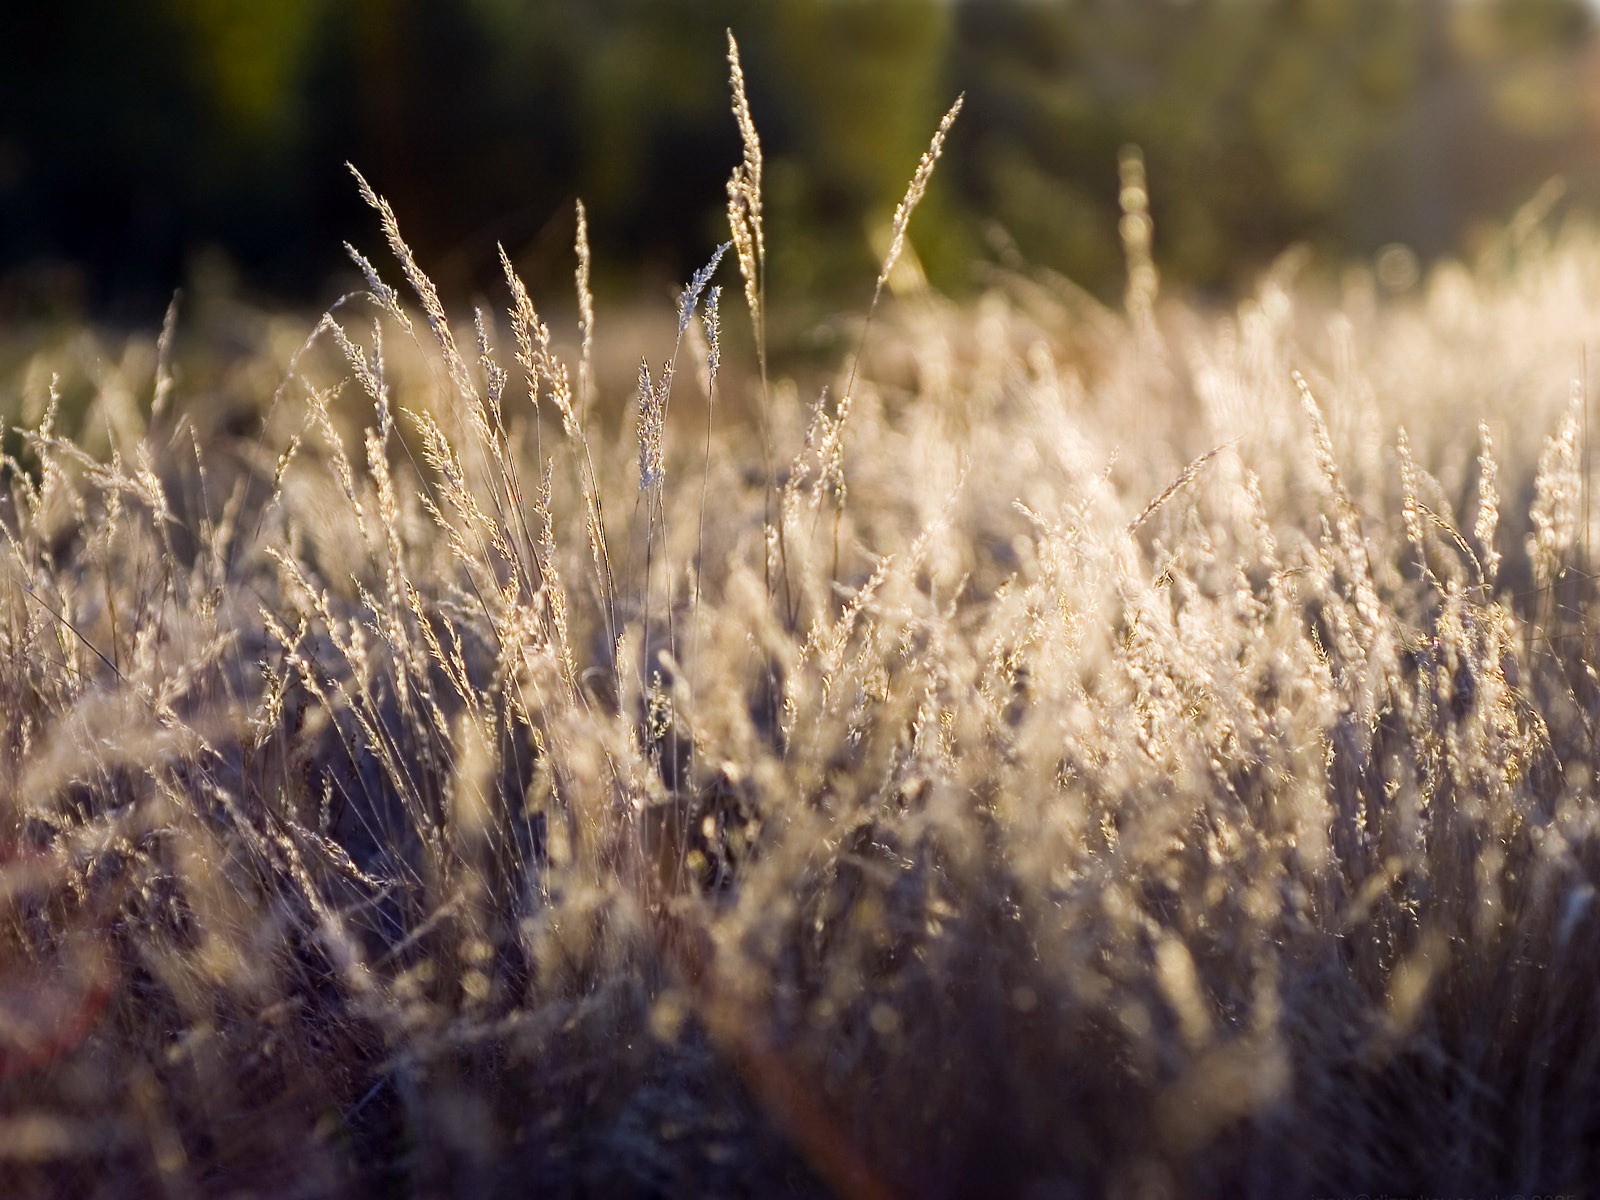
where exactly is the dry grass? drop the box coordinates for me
[5,57,1600,1200]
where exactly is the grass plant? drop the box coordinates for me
[5,49,1600,1199]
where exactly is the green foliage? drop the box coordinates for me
[952,0,1595,289]
[4,0,1597,311]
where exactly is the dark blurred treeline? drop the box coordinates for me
[3,0,1597,321]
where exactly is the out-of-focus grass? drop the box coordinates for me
[6,49,1600,1200]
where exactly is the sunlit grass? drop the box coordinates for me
[4,50,1600,1199]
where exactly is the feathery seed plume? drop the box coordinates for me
[878,95,963,291]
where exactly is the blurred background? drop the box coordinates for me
[4,0,1600,325]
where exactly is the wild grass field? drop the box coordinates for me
[7,46,1600,1199]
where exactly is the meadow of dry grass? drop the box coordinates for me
[7,49,1600,1200]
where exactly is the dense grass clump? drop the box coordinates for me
[7,51,1600,1199]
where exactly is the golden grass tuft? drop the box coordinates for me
[5,54,1600,1200]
